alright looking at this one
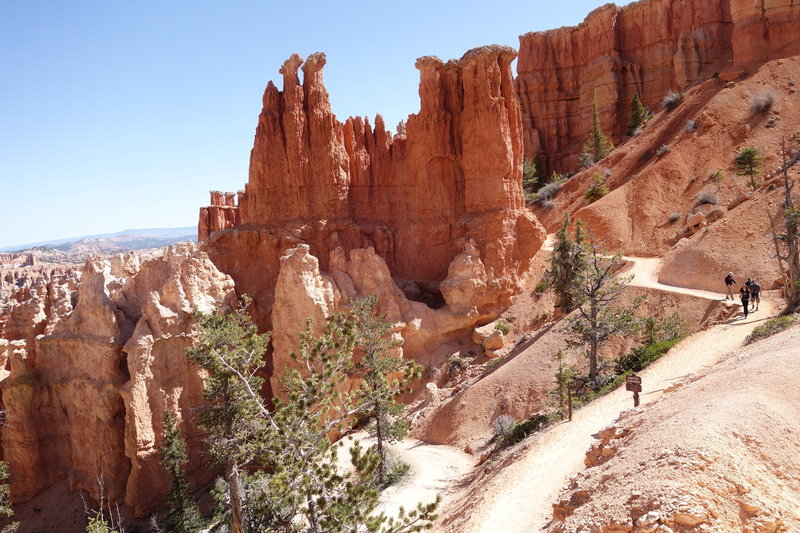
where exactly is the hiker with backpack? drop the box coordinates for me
[749,279,761,311]
[739,283,751,318]
[724,272,737,299]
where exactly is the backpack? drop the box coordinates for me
[750,282,761,297]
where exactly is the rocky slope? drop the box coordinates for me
[517,0,800,172]
[530,53,800,292]
[200,46,545,389]
[546,324,800,532]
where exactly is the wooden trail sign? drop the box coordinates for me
[626,374,642,407]
[625,374,642,392]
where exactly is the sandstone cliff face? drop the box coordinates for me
[517,0,800,172]
[201,47,545,373]
[0,244,234,516]
[730,0,800,67]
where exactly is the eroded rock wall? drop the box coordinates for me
[0,244,235,516]
[201,46,545,368]
[730,0,800,67]
[517,0,800,173]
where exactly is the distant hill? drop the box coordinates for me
[1,227,197,253]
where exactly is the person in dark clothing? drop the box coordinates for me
[725,272,737,299]
[749,279,761,311]
[740,284,750,318]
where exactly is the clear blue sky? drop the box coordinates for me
[0,1,631,250]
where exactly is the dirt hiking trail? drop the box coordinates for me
[420,236,779,532]
[340,432,473,521]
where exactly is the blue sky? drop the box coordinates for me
[0,1,632,249]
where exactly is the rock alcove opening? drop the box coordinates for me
[394,278,446,310]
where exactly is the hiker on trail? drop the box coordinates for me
[740,284,751,318]
[749,279,761,311]
[725,272,737,299]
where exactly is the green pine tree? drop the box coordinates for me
[187,299,439,532]
[186,298,271,533]
[734,146,764,191]
[627,93,647,136]
[351,296,422,486]
[565,241,641,383]
[581,92,614,167]
[159,411,204,533]
[584,173,610,203]
[522,157,540,202]
[0,461,18,533]
[553,350,576,421]
[549,214,588,314]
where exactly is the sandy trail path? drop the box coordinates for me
[380,438,473,517]
[378,235,775,532]
[458,306,776,532]
[447,236,777,532]
[340,432,473,519]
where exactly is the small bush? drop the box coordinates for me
[447,353,472,377]
[708,170,724,183]
[540,198,555,209]
[614,338,682,374]
[746,315,797,344]
[749,90,775,114]
[500,413,552,447]
[535,279,550,293]
[492,414,517,439]
[494,321,510,335]
[534,180,565,205]
[648,313,688,343]
[378,460,411,489]
[668,212,681,223]
[684,119,697,132]
[485,357,505,372]
[584,173,609,203]
[695,190,718,205]
[571,372,629,408]
[656,144,671,158]
[661,90,684,111]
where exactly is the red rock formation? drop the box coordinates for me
[198,190,239,242]
[201,46,545,344]
[730,0,800,67]
[0,244,235,516]
[516,0,800,173]
[517,0,734,172]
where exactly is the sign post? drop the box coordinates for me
[626,374,642,407]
